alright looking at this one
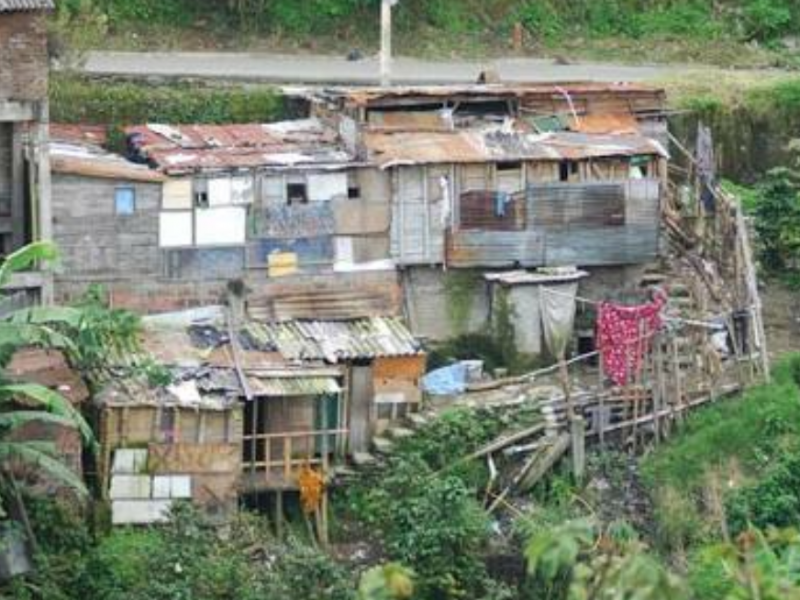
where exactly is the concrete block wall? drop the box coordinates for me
[0,12,48,102]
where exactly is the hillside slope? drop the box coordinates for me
[52,0,800,67]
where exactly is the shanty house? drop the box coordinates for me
[95,307,424,524]
[302,84,670,341]
[51,120,400,317]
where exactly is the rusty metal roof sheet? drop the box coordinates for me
[568,113,640,135]
[125,119,355,174]
[0,0,53,11]
[365,129,667,168]
[244,317,423,363]
[303,82,665,107]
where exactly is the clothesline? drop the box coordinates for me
[539,285,748,330]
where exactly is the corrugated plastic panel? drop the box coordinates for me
[244,317,422,363]
[0,0,53,11]
[248,376,341,397]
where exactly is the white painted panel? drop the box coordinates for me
[195,206,246,246]
[159,211,193,247]
[162,179,193,210]
[152,475,192,499]
[171,476,192,499]
[231,176,254,205]
[110,475,152,499]
[112,500,172,525]
[335,236,354,266]
[208,177,232,206]
[112,449,149,474]
[307,172,348,202]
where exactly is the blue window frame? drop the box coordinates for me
[115,187,136,215]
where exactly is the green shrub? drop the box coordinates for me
[50,74,285,126]
[742,0,793,42]
[726,450,800,535]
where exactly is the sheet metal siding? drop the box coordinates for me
[448,179,661,267]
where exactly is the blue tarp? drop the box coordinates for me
[422,363,469,396]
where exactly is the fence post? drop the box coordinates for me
[571,416,586,484]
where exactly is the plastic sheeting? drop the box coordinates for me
[422,362,468,396]
[540,282,579,358]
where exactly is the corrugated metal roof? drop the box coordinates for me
[0,0,54,12]
[125,119,355,174]
[484,269,589,285]
[303,82,665,107]
[244,317,423,363]
[248,375,341,397]
[365,130,668,168]
[569,113,640,135]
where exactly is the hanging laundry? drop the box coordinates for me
[596,292,666,386]
[494,191,512,217]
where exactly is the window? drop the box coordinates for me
[114,187,136,215]
[194,190,210,209]
[348,186,361,199]
[559,160,580,182]
[287,183,308,205]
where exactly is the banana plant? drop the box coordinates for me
[0,242,95,554]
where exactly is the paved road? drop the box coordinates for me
[82,51,690,84]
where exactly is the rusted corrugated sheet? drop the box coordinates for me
[448,180,661,268]
[569,113,640,135]
[0,0,53,11]
[244,317,423,363]
[369,111,449,130]
[125,119,355,174]
[365,130,667,168]
[459,190,526,231]
[310,82,665,108]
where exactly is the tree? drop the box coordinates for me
[0,242,95,552]
[753,168,800,275]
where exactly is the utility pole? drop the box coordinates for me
[380,0,398,87]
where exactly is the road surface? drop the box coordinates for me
[81,51,692,84]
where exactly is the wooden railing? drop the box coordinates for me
[242,428,348,483]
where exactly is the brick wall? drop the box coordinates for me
[0,11,48,102]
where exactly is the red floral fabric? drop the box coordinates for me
[597,294,666,386]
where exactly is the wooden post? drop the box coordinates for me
[571,416,586,484]
[275,490,284,540]
[598,345,606,449]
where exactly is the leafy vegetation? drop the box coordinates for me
[337,406,526,599]
[4,502,359,600]
[51,0,800,64]
[50,74,284,130]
